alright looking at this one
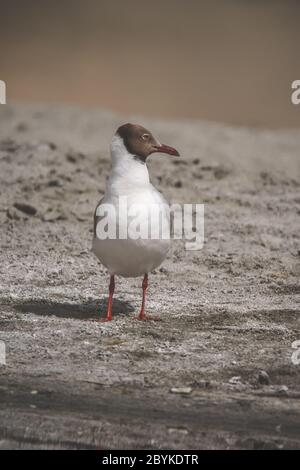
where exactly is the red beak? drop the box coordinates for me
[153,144,180,157]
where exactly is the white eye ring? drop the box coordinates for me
[141,133,150,140]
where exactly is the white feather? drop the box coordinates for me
[92,135,170,277]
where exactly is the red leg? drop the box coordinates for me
[139,274,148,320]
[135,274,161,321]
[98,275,115,322]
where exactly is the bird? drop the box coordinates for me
[92,123,180,321]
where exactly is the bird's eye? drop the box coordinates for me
[141,133,150,141]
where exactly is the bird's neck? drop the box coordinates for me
[108,135,150,194]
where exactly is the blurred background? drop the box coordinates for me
[0,0,299,127]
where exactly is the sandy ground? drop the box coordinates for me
[0,103,299,449]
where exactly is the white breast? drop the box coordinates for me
[92,188,170,277]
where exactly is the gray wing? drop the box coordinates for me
[93,196,105,237]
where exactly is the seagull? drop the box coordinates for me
[92,123,180,321]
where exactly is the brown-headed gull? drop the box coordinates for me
[92,123,179,321]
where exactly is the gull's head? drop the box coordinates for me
[111,123,180,164]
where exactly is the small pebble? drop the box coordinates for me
[170,387,192,395]
[258,370,270,385]
[229,376,242,385]
[13,202,37,216]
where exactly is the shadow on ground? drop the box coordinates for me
[14,298,134,320]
